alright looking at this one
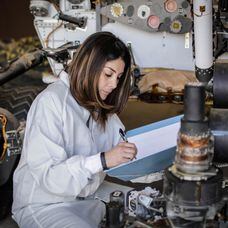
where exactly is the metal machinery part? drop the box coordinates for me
[0,50,44,86]
[29,0,95,75]
[213,62,228,109]
[209,62,228,162]
[60,0,91,11]
[105,191,125,228]
[100,0,192,34]
[219,0,228,12]
[98,0,193,72]
[67,0,84,4]
[30,0,195,76]
[0,109,21,219]
[0,42,79,86]
[126,187,164,220]
[210,108,228,162]
[163,83,224,226]
[175,83,214,174]
[0,109,21,186]
[214,0,228,61]
[193,0,214,83]
[30,0,51,17]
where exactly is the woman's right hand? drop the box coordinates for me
[104,142,137,169]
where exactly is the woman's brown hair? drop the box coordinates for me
[68,32,131,128]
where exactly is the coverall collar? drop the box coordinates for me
[59,70,91,123]
[59,70,70,87]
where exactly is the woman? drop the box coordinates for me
[12,32,137,228]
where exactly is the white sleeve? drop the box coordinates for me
[25,93,102,197]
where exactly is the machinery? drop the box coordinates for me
[0,0,228,224]
[29,0,194,76]
[28,0,228,80]
[101,82,228,228]
[163,82,225,227]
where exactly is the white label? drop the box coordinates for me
[185,32,190,49]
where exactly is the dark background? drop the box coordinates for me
[0,0,36,40]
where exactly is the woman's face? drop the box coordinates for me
[98,57,125,100]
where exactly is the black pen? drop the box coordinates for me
[119,128,137,160]
[119,128,128,142]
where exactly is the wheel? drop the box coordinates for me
[0,85,45,121]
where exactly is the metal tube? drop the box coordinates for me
[193,0,214,82]
[0,50,44,86]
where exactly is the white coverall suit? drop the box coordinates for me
[12,71,125,228]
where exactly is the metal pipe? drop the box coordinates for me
[193,0,214,82]
[0,50,44,86]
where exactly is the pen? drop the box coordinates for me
[119,128,128,142]
[119,128,137,160]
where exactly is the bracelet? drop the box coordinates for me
[100,152,108,171]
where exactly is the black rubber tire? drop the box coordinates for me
[0,85,45,121]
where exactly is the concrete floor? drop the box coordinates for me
[0,99,183,228]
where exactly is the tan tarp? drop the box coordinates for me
[138,69,198,94]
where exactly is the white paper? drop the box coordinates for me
[128,122,180,159]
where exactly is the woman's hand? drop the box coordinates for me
[104,142,137,169]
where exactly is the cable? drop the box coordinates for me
[0,114,7,161]
[45,21,63,48]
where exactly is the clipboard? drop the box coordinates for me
[106,115,182,181]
